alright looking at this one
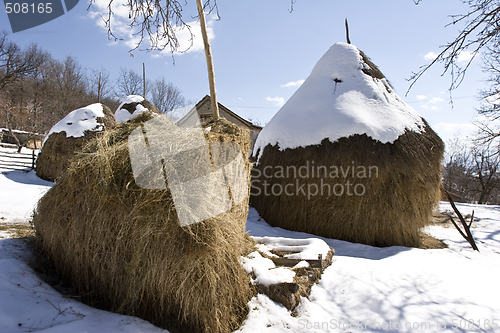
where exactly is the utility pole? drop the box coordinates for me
[143,63,146,98]
[98,72,102,103]
[196,0,219,121]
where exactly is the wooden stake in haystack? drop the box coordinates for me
[196,0,219,121]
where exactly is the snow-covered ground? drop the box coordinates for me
[1,168,500,332]
[0,152,48,224]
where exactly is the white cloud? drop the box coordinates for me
[265,96,285,107]
[424,52,438,61]
[435,122,477,143]
[281,80,305,88]
[88,0,213,55]
[419,104,440,111]
[422,50,476,64]
[457,51,477,63]
[435,122,476,134]
[429,97,444,104]
[417,95,427,100]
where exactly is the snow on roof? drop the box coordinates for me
[115,95,147,123]
[253,42,425,160]
[44,103,105,144]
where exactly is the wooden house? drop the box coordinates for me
[176,95,262,150]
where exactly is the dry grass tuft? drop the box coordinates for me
[33,112,256,333]
[0,223,34,238]
[251,122,444,247]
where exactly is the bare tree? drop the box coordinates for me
[0,32,47,90]
[443,136,473,199]
[116,68,145,97]
[90,0,219,53]
[469,146,500,204]
[409,1,500,94]
[88,68,112,102]
[0,92,44,152]
[443,136,500,204]
[474,43,500,148]
[0,37,121,137]
[45,56,90,121]
[150,77,186,113]
[90,0,220,119]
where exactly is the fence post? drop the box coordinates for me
[32,149,35,170]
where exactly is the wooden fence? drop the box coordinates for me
[0,148,37,171]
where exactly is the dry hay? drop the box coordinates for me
[36,105,116,182]
[33,112,256,333]
[251,121,444,248]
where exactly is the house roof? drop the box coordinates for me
[185,95,262,130]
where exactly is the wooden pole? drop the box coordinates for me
[196,0,219,121]
[98,72,102,103]
[32,149,35,170]
[143,63,146,98]
[345,18,351,44]
[443,186,480,251]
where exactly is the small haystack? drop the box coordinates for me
[36,103,116,182]
[115,95,160,123]
[33,111,255,333]
[251,43,444,247]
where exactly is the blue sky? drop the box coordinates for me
[0,0,486,143]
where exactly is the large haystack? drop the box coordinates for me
[251,43,444,247]
[36,103,116,182]
[33,112,255,333]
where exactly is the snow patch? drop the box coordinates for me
[0,169,52,223]
[121,95,145,104]
[252,236,331,260]
[240,251,295,287]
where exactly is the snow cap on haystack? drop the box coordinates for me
[254,42,425,160]
[115,95,160,123]
[44,103,115,144]
[36,103,116,182]
[251,42,444,248]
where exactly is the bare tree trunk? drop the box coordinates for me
[5,111,23,153]
[196,0,219,121]
[7,129,23,153]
